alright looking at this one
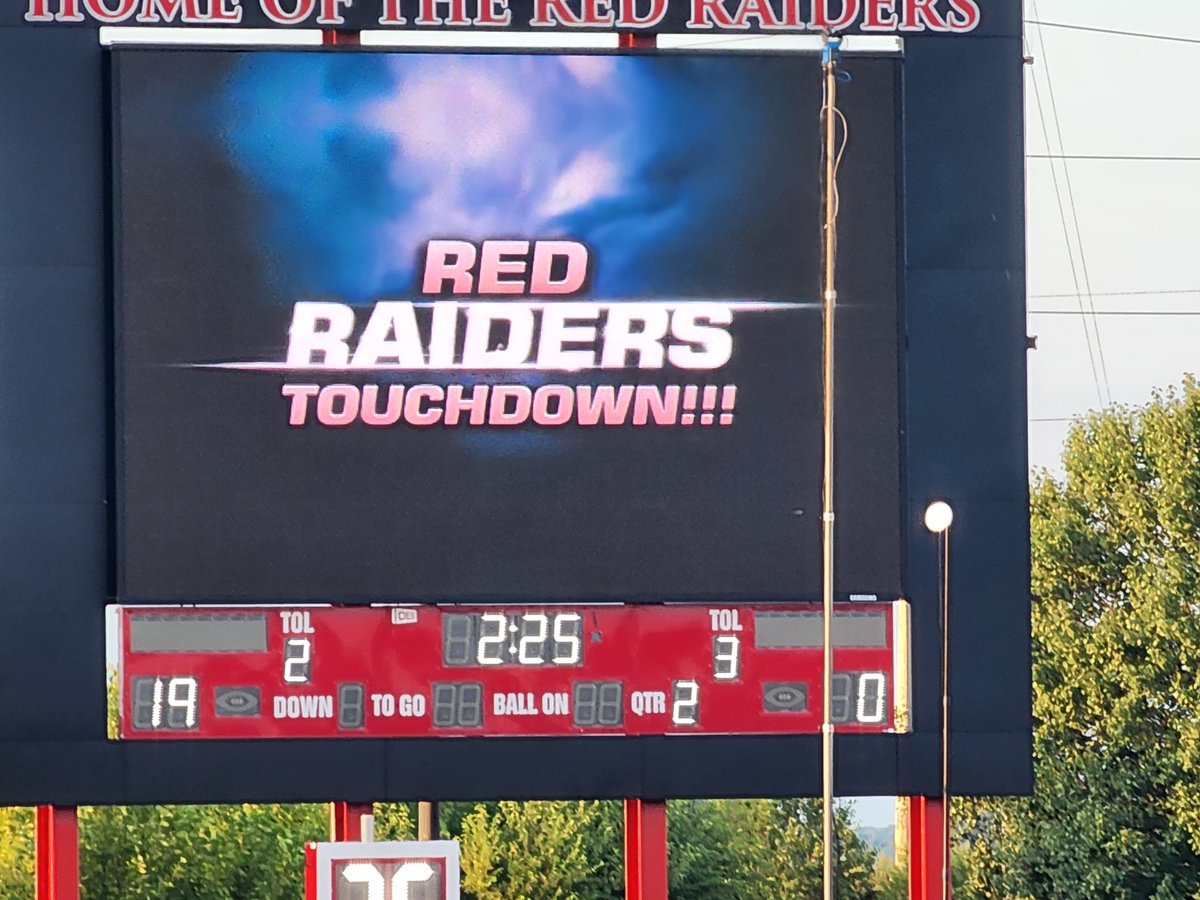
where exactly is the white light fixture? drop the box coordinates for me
[923,500,954,534]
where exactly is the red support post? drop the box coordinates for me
[35,806,79,900]
[617,33,657,49]
[624,799,668,900]
[322,30,362,45]
[908,796,950,900]
[304,842,318,900]
[329,802,373,841]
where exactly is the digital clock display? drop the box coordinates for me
[117,603,907,740]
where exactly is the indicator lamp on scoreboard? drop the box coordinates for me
[116,602,909,740]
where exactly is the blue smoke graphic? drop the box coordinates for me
[218,52,794,304]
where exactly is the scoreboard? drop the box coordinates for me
[118,603,906,740]
[0,2,1033,807]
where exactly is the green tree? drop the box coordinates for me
[959,379,1200,898]
[458,800,605,899]
[0,808,34,899]
[78,803,327,900]
[732,799,879,899]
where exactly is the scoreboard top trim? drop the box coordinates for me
[13,0,1020,37]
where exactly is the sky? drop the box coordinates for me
[1023,0,1200,472]
[101,0,1200,833]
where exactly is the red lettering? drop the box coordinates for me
[404,386,444,427]
[260,0,313,24]
[478,241,530,295]
[136,0,200,22]
[809,0,857,29]
[861,0,896,29]
[25,0,55,21]
[900,0,945,29]
[616,0,665,27]
[578,0,614,25]
[945,0,979,31]
[529,241,588,295]
[532,0,581,26]
[687,0,736,28]
[83,0,137,20]
[416,0,468,25]
[422,241,478,295]
[378,0,405,21]
[474,0,510,25]
[38,0,85,18]
[576,386,635,426]
[774,0,804,26]
[282,384,319,426]
[731,0,781,29]
[317,0,350,23]
[209,0,243,21]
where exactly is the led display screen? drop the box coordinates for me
[112,49,901,604]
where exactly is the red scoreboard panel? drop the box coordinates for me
[117,603,907,740]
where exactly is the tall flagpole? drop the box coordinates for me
[819,33,842,900]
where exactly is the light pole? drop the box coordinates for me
[923,500,954,900]
[818,33,843,900]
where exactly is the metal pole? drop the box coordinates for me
[819,33,842,900]
[941,527,952,900]
[35,806,79,900]
[624,799,669,900]
[418,801,440,841]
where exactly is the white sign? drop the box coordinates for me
[310,840,460,900]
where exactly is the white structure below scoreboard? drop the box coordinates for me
[306,840,460,900]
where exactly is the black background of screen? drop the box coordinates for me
[0,18,1031,803]
[111,50,901,605]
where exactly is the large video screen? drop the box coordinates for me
[112,48,901,603]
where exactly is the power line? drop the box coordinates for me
[1026,20,1200,46]
[1026,7,1110,406]
[1030,289,1200,298]
[1028,154,1200,161]
[1030,310,1200,316]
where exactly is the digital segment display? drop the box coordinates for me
[118,603,906,740]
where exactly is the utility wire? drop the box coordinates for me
[1025,18,1107,407]
[1030,289,1200,298]
[1030,310,1200,316]
[1028,154,1200,161]
[1026,20,1200,46]
[1029,1,1112,405]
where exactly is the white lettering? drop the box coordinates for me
[351,302,426,368]
[273,694,335,719]
[493,691,540,715]
[462,304,535,369]
[287,301,354,367]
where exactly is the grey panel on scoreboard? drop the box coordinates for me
[762,683,808,712]
[129,613,268,653]
[214,687,261,717]
[754,611,888,649]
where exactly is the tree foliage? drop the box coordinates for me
[0,796,889,898]
[959,379,1200,898]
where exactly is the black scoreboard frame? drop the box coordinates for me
[0,6,1031,805]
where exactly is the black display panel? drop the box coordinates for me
[111,48,901,605]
